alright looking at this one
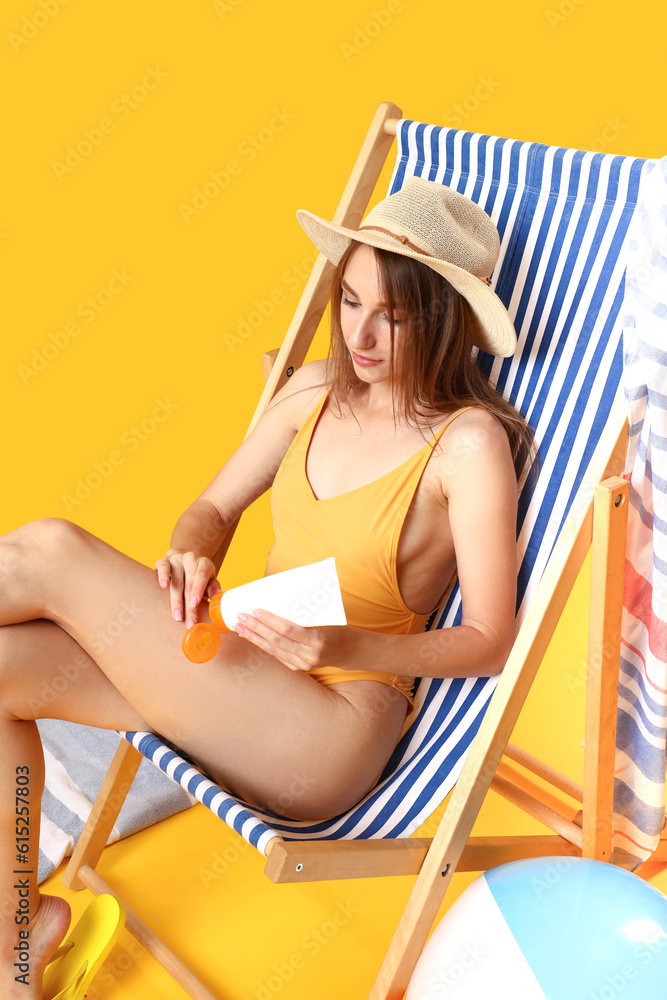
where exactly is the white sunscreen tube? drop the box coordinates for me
[219,556,347,629]
[181,557,347,662]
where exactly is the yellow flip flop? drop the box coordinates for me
[42,894,126,1000]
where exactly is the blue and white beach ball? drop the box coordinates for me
[406,857,667,999]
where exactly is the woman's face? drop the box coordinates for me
[340,243,407,382]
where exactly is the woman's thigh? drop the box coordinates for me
[1,518,408,818]
[1,619,150,733]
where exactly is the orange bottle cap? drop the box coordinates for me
[182,623,221,663]
[208,592,233,633]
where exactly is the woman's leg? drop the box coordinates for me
[0,517,407,996]
[0,620,151,1000]
[0,517,407,810]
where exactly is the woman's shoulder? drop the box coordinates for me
[446,404,508,439]
[426,403,508,446]
[268,359,330,433]
[295,358,329,390]
[434,405,515,491]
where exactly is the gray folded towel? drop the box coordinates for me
[38,719,195,883]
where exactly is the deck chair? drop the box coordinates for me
[62,102,662,1000]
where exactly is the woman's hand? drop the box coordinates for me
[154,549,222,628]
[233,609,361,673]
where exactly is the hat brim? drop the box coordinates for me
[296,208,517,358]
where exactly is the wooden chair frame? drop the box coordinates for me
[62,101,666,1000]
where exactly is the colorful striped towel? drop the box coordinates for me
[615,155,667,867]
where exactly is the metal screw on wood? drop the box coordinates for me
[441,864,450,877]
[286,366,294,377]
[296,862,303,872]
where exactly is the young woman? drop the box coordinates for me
[0,176,533,998]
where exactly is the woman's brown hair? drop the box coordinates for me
[323,242,537,486]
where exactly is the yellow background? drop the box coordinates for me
[2,0,663,574]
[2,0,665,998]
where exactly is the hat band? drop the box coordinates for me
[357,224,493,286]
[357,225,431,256]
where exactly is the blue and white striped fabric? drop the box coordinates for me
[616,156,667,868]
[121,121,653,854]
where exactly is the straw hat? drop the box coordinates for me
[296,176,516,357]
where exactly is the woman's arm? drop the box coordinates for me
[155,360,328,625]
[168,497,230,570]
[370,406,519,678]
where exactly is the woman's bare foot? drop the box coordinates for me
[0,893,72,1000]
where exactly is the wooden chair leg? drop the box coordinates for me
[62,738,142,890]
[583,476,629,860]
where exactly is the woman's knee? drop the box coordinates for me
[0,519,88,619]
[1,516,84,555]
[3,517,89,573]
[26,516,84,549]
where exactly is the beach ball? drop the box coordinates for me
[406,856,667,999]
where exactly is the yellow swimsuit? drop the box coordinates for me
[264,388,471,704]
